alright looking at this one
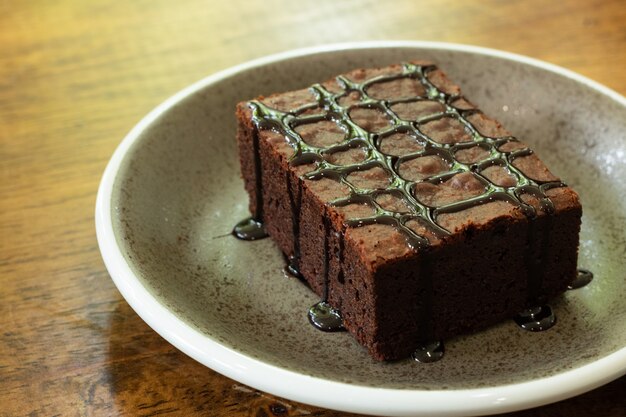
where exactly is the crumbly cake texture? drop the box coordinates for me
[235,61,582,361]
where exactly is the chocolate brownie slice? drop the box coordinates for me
[234,61,581,361]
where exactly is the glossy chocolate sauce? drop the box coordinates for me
[513,266,594,332]
[514,305,556,331]
[308,218,345,331]
[412,341,444,363]
[569,268,594,290]
[233,217,267,240]
[285,173,303,277]
[308,301,344,332]
[234,62,582,361]
[232,126,268,240]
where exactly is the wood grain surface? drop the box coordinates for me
[1,0,625,416]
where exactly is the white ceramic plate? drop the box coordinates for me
[96,42,626,417]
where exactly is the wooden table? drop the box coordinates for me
[2,0,624,415]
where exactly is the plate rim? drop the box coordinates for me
[95,41,626,417]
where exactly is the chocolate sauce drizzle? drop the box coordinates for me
[233,217,267,240]
[514,305,556,331]
[569,268,594,290]
[308,301,344,332]
[285,173,303,277]
[412,341,444,363]
[308,218,345,331]
[512,268,593,332]
[235,62,577,360]
[245,63,563,246]
[232,127,268,240]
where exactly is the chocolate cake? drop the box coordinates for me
[233,61,583,361]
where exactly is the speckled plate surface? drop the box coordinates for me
[96,42,626,417]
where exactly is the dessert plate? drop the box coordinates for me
[96,42,626,417]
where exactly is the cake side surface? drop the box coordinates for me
[235,61,582,361]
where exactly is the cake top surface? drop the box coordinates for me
[245,61,580,264]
